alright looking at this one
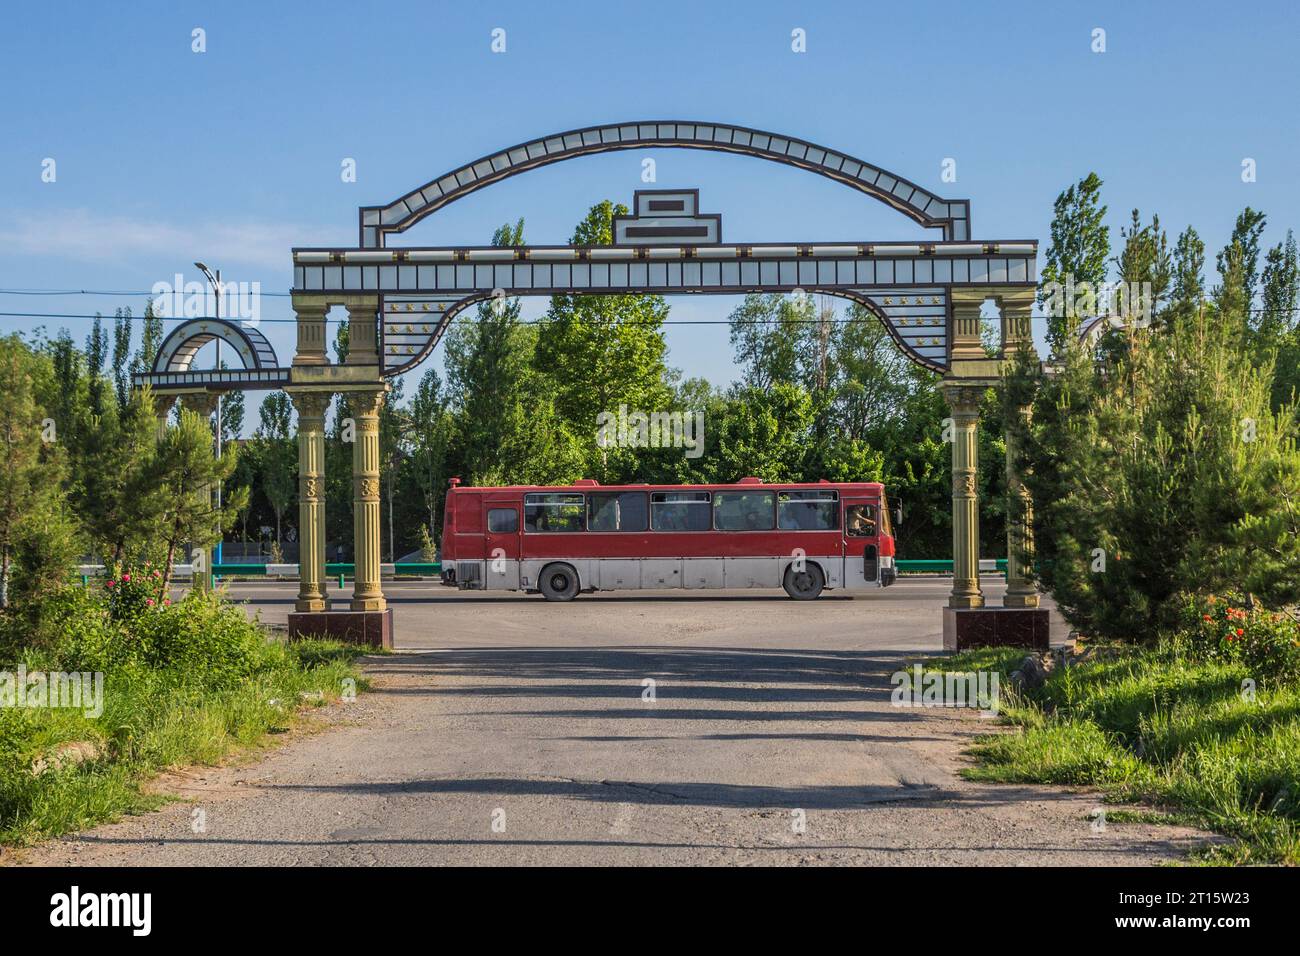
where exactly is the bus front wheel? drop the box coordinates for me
[539,564,580,602]
[783,564,825,600]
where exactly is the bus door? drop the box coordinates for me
[482,497,521,590]
[841,497,881,588]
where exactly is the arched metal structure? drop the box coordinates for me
[272,119,1043,645]
[132,318,289,391]
[358,120,971,247]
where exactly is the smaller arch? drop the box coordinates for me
[151,319,280,374]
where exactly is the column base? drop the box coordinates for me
[288,609,393,649]
[943,607,1049,652]
[350,597,387,612]
[1003,592,1041,609]
[294,598,330,613]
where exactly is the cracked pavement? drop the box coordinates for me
[12,578,1213,866]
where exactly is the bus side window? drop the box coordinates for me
[846,505,876,537]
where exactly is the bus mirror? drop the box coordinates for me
[894,504,903,527]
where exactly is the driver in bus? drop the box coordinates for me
[847,505,875,537]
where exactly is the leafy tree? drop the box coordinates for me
[1039,173,1110,357]
[1261,232,1300,408]
[85,314,110,415]
[534,202,671,475]
[0,338,74,609]
[148,409,245,596]
[219,370,245,442]
[112,307,133,411]
[255,392,296,553]
[409,366,454,538]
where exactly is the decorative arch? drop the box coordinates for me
[151,318,280,374]
[359,121,972,248]
[377,284,949,379]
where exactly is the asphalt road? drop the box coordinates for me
[15,578,1213,866]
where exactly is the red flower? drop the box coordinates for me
[122,573,131,583]
[106,580,115,588]
[1203,615,1212,621]
[1236,628,1244,636]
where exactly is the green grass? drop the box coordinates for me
[1,587,370,847]
[923,643,1300,864]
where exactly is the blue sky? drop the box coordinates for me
[3,0,1298,433]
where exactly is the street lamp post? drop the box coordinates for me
[195,262,223,568]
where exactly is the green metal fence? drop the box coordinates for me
[211,562,443,578]
[895,559,1007,573]
[89,559,996,581]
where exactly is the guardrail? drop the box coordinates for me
[78,562,444,582]
[79,559,1003,581]
[896,558,1007,573]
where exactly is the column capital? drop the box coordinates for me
[287,389,333,422]
[941,382,986,415]
[179,390,220,417]
[347,386,387,421]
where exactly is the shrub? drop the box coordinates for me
[1178,593,1300,686]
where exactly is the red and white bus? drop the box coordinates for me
[440,477,897,601]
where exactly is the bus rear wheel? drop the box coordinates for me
[783,564,825,600]
[539,564,580,602]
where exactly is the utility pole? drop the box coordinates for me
[195,262,223,569]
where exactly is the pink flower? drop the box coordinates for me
[146,599,155,606]
[163,598,171,606]
[152,570,161,579]
[122,574,131,583]
[106,580,115,588]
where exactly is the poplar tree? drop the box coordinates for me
[1039,173,1110,357]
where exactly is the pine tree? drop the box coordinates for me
[1170,226,1206,315]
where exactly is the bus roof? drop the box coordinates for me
[448,479,886,493]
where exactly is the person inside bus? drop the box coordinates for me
[846,505,876,537]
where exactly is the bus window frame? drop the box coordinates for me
[776,489,840,532]
[487,507,519,534]
[712,490,777,532]
[586,491,650,533]
[522,492,586,534]
[650,490,712,532]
